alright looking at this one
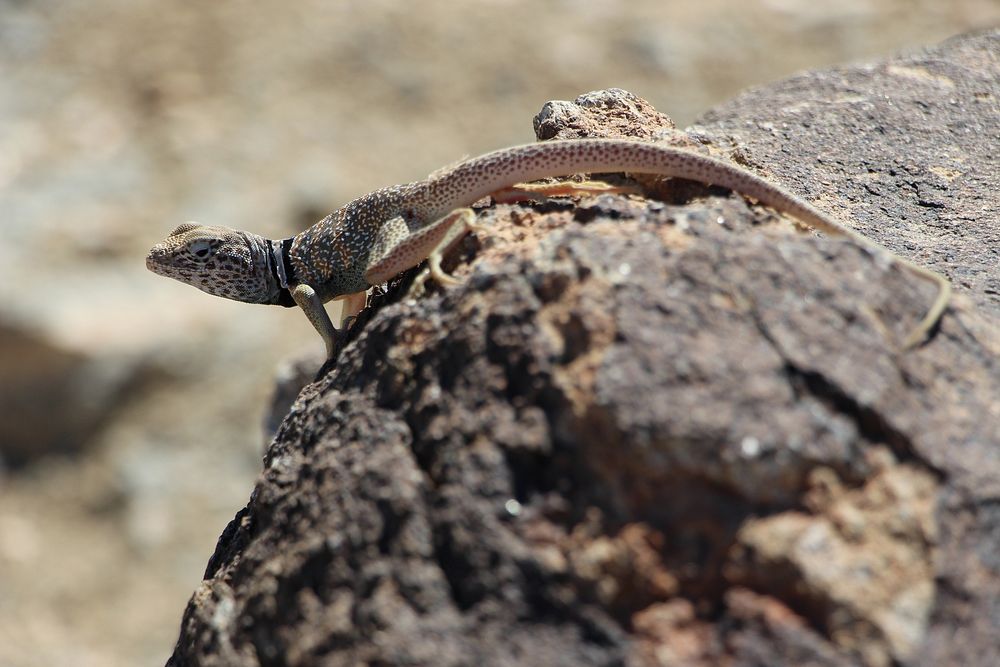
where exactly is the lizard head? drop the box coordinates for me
[146,223,278,303]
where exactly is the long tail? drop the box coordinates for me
[420,139,950,348]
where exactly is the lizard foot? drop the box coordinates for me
[406,251,461,298]
[397,208,478,298]
[492,179,641,204]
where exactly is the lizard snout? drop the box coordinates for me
[145,243,170,274]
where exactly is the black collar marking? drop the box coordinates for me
[268,237,297,307]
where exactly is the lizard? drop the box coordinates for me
[146,138,951,359]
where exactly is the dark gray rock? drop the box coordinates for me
[169,31,1000,667]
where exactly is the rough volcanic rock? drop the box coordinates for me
[168,32,1000,667]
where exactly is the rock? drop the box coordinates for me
[0,321,143,467]
[533,88,677,141]
[168,31,1000,667]
[263,350,327,442]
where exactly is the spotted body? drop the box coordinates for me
[147,138,951,359]
[290,185,414,299]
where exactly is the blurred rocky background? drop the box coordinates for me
[0,2,997,666]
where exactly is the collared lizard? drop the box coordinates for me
[146,138,950,359]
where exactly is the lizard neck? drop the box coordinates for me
[254,237,296,308]
[214,231,293,307]
[262,235,297,307]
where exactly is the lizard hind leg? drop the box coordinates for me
[364,207,480,293]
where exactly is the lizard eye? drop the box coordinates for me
[190,239,214,259]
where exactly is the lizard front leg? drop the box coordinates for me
[291,283,339,359]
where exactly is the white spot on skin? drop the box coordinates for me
[740,436,760,457]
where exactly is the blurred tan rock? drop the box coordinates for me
[0,322,141,466]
